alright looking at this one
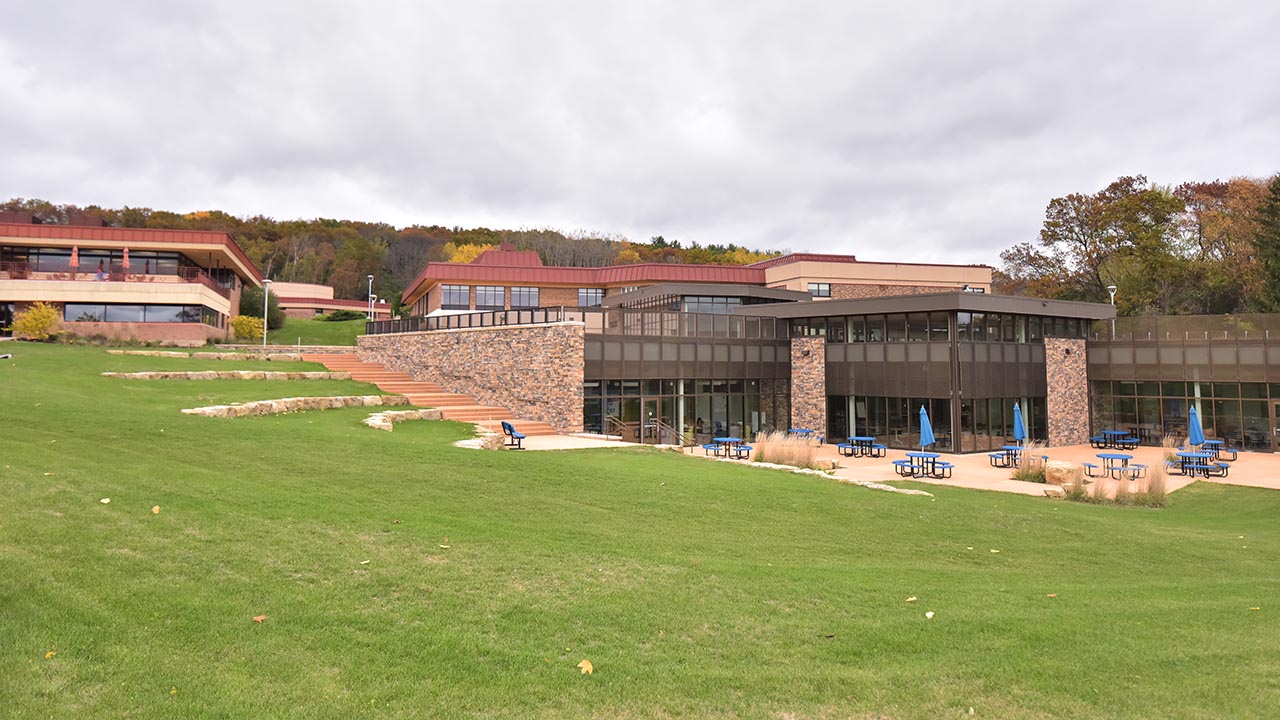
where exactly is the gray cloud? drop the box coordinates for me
[2,0,1278,265]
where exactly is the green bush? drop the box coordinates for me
[241,286,285,330]
[325,309,366,322]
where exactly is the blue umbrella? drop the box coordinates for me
[918,405,936,450]
[1012,402,1027,445]
[1188,405,1206,447]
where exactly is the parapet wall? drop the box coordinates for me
[359,322,585,433]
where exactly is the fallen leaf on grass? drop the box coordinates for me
[1249,607,1261,611]
[1046,593,1057,598]
[99,498,111,504]
[359,560,370,565]
[43,472,55,476]
[151,506,160,515]
[438,545,450,549]
[44,651,56,659]
[252,615,268,623]
[578,659,593,675]
[906,596,917,603]
[989,549,1000,554]
[925,611,935,619]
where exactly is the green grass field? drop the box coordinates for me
[2,344,1277,718]
[265,317,366,346]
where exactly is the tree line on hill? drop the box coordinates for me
[996,174,1280,316]
[0,199,781,308]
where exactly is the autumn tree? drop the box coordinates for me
[1254,175,1280,312]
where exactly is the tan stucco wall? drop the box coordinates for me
[764,260,992,294]
[270,282,334,300]
[0,278,233,315]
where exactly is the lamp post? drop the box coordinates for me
[367,275,374,320]
[1106,284,1117,338]
[262,278,272,348]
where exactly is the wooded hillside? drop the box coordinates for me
[0,199,781,306]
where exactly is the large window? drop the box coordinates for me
[683,296,742,314]
[578,288,604,307]
[441,285,469,310]
[63,303,212,324]
[808,282,831,298]
[510,286,539,308]
[475,286,504,310]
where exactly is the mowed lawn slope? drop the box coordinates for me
[1,345,1277,719]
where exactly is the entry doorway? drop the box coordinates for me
[1274,403,1280,453]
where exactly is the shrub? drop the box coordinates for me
[1161,434,1181,464]
[1010,441,1047,483]
[1062,465,1090,502]
[240,286,285,330]
[326,309,366,322]
[230,315,265,340]
[10,301,61,341]
[751,431,821,470]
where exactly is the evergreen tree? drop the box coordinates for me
[1254,175,1280,312]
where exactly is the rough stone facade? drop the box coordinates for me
[790,336,826,435]
[1045,337,1089,447]
[831,283,962,300]
[359,322,585,433]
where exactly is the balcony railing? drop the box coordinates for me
[1090,314,1280,342]
[365,307,792,340]
[0,261,230,299]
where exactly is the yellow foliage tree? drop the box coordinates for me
[612,246,643,265]
[230,315,265,340]
[443,242,494,263]
[9,301,61,341]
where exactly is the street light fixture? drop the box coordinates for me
[1106,284,1118,338]
[367,275,374,320]
[262,278,272,348]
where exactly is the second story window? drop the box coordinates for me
[510,286,539,308]
[441,284,469,310]
[475,285,505,310]
[578,288,604,307]
[808,282,831,298]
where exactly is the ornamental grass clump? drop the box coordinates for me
[751,431,820,470]
[1010,441,1048,483]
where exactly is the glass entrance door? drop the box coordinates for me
[1274,403,1280,453]
[641,398,661,444]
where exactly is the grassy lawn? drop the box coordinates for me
[264,317,366,346]
[2,343,1277,719]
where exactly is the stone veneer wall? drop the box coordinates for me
[790,337,826,434]
[358,322,585,433]
[1044,337,1089,447]
[831,283,962,300]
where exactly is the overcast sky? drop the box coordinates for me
[3,1,1278,265]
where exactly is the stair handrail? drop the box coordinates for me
[604,415,627,439]
[648,417,693,447]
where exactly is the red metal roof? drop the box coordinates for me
[0,222,264,284]
[748,252,991,270]
[471,248,544,266]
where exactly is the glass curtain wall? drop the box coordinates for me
[583,379,790,444]
[1090,380,1275,451]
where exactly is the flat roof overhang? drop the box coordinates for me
[734,291,1116,320]
[601,283,812,307]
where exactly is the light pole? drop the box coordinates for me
[367,275,374,320]
[1106,284,1117,338]
[262,278,272,348]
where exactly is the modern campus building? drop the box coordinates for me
[0,216,262,345]
[366,244,1280,454]
[271,281,392,320]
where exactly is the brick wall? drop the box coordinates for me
[1045,337,1089,447]
[831,283,960,300]
[539,287,578,308]
[790,336,826,434]
[359,322,585,433]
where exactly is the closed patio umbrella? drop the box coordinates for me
[1188,405,1206,447]
[1013,402,1027,446]
[918,405,935,450]
[70,246,79,269]
[122,248,130,270]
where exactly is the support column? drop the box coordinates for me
[790,336,827,435]
[1044,337,1089,447]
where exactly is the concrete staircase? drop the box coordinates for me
[301,353,560,437]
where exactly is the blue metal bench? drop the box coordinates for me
[836,443,856,457]
[1082,462,1104,478]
